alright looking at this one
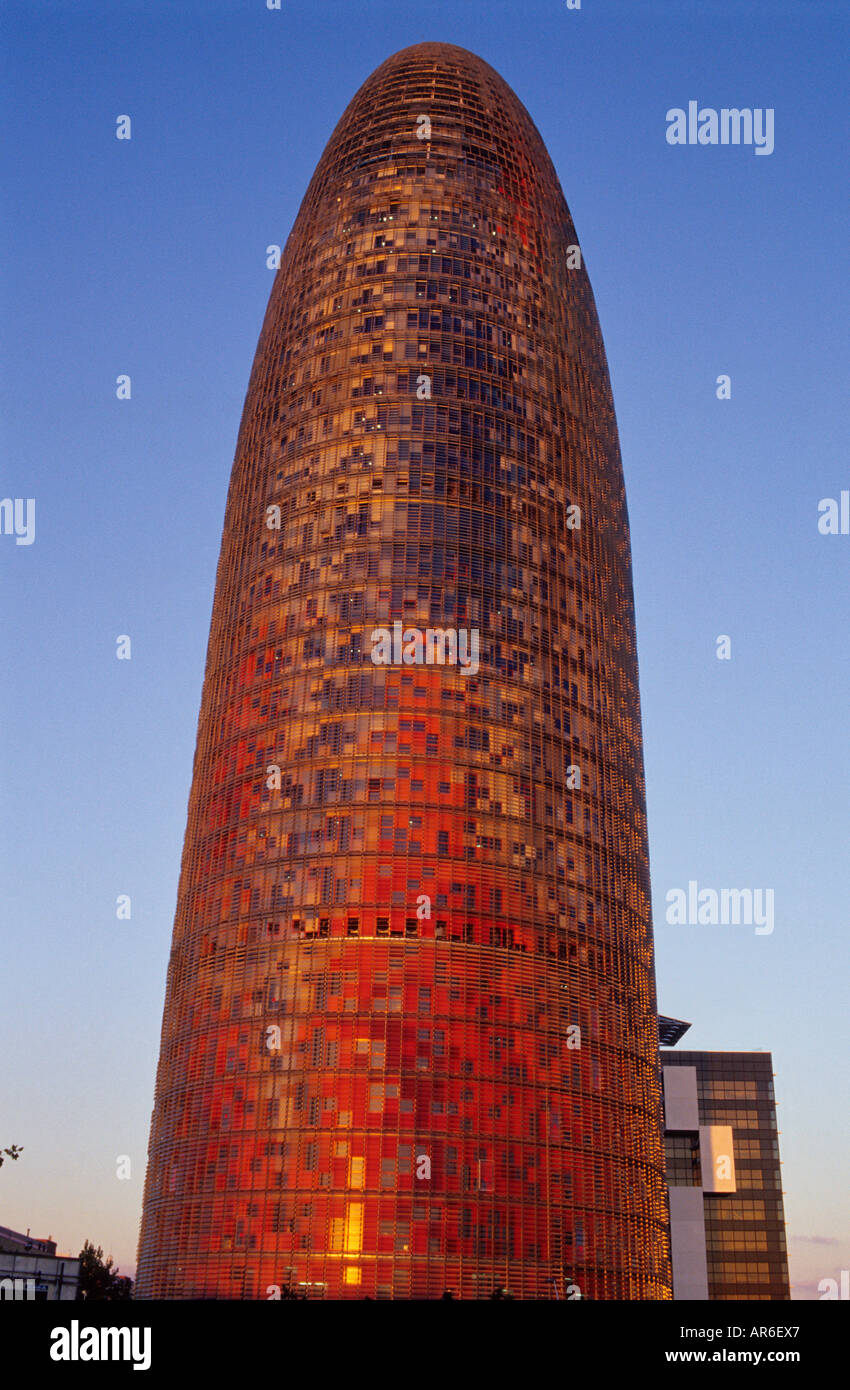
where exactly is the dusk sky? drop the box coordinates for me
[1,0,847,1297]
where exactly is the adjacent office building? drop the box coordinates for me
[661,1019,790,1300]
[137,42,671,1300]
[0,1225,80,1301]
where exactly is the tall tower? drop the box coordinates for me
[137,42,671,1300]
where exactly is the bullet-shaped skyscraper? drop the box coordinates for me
[137,42,671,1300]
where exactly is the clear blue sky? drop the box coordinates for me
[1,0,847,1297]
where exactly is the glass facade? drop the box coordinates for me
[663,1051,790,1300]
[136,42,670,1300]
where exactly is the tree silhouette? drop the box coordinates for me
[77,1241,133,1300]
[0,1144,23,1169]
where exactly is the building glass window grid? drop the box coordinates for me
[137,43,669,1301]
[662,1050,790,1301]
